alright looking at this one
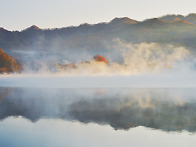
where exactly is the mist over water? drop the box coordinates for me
[1,41,196,88]
[1,73,196,88]
[1,87,196,132]
[7,41,194,75]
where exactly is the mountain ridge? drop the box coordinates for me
[1,13,196,32]
[0,13,196,57]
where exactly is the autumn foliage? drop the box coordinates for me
[0,48,22,73]
[93,55,108,64]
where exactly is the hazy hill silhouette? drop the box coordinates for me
[0,13,196,53]
[159,13,196,24]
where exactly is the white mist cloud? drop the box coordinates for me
[53,41,190,76]
[118,41,189,73]
[1,41,195,88]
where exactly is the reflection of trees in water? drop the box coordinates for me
[0,88,196,132]
[0,88,11,102]
[69,97,196,131]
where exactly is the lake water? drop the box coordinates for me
[0,87,196,147]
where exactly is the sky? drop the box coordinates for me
[0,0,196,31]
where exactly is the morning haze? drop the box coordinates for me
[1,1,196,147]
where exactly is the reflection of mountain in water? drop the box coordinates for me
[0,88,196,132]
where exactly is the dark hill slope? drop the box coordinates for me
[0,48,22,73]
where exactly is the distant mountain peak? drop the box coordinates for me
[187,13,196,17]
[110,17,138,24]
[186,13,196,20]
[0,27,9,31]
[30,25,41,30]
[22,25,41,32]
[159,13,196,24]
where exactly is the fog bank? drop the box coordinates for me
[1,71,196,88]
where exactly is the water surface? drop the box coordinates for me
[0,87,196,147]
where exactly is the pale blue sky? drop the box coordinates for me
[0,0,196,31]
